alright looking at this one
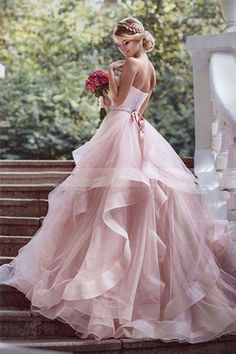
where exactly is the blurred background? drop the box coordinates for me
[0,0,224,160]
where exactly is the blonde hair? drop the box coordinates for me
[113,17,155,53]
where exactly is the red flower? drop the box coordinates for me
[84,69,110,124]
[85,69,109,96]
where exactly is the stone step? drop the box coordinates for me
[0,158,192,170]
[0,160,75,172]
[0,338,119,354]
[0,256,14,265]
[0,342,69,354]
[0,285,30,310]
[0,216,42,236]
[1,330,236,354]
[0,157,192,174]
[0,289,235,352]
[0,184,55,199]
[0,235,31,257]
[0,287,235,353]
[0,171,70,184]
[0,310,76,339]
[0,198,48,217]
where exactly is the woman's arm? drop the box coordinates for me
[108,65,120,97]
[108,58,138,106]
[102,76,120,107]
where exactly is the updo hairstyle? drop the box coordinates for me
[113,17,155,53]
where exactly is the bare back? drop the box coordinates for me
[131,57,156,93]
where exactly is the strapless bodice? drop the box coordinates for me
[110,85,149,112]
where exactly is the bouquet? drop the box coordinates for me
[85,69,109,122]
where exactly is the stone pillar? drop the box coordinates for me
[220,0,236,32]
[186,33,236,215]
[186,1,236,270]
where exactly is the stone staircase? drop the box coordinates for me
[0,159,235,353]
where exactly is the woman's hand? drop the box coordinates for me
[102,89,111,107]
[108,60,125,72]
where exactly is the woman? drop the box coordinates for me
[0,17,236,343]
[102,19,156,114]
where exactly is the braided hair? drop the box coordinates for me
[113,17,155,52]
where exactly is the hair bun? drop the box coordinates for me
[113,17,155,53]
[143,30,155,52]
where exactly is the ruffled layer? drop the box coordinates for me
[0,110,236,342]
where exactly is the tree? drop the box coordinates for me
[0,0,224,159]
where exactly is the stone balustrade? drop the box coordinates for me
[186,1,236,270]
[209,52,236,224]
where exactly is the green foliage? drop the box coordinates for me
[0,0,224,159]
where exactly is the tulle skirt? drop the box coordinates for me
[1,109,236,342]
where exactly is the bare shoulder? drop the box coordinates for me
[124,57,139,68]
[125,57,139,64]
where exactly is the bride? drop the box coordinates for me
[1,17,236,343]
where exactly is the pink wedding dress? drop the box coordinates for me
[1,85,236,343]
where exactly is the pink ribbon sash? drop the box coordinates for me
[110,108,145,139]
[130,110,145,139]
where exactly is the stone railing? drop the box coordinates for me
[186,32,236,219]
[209,52,236,224]
[186,1,236,270]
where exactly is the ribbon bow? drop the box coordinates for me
[131,110,145,139]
